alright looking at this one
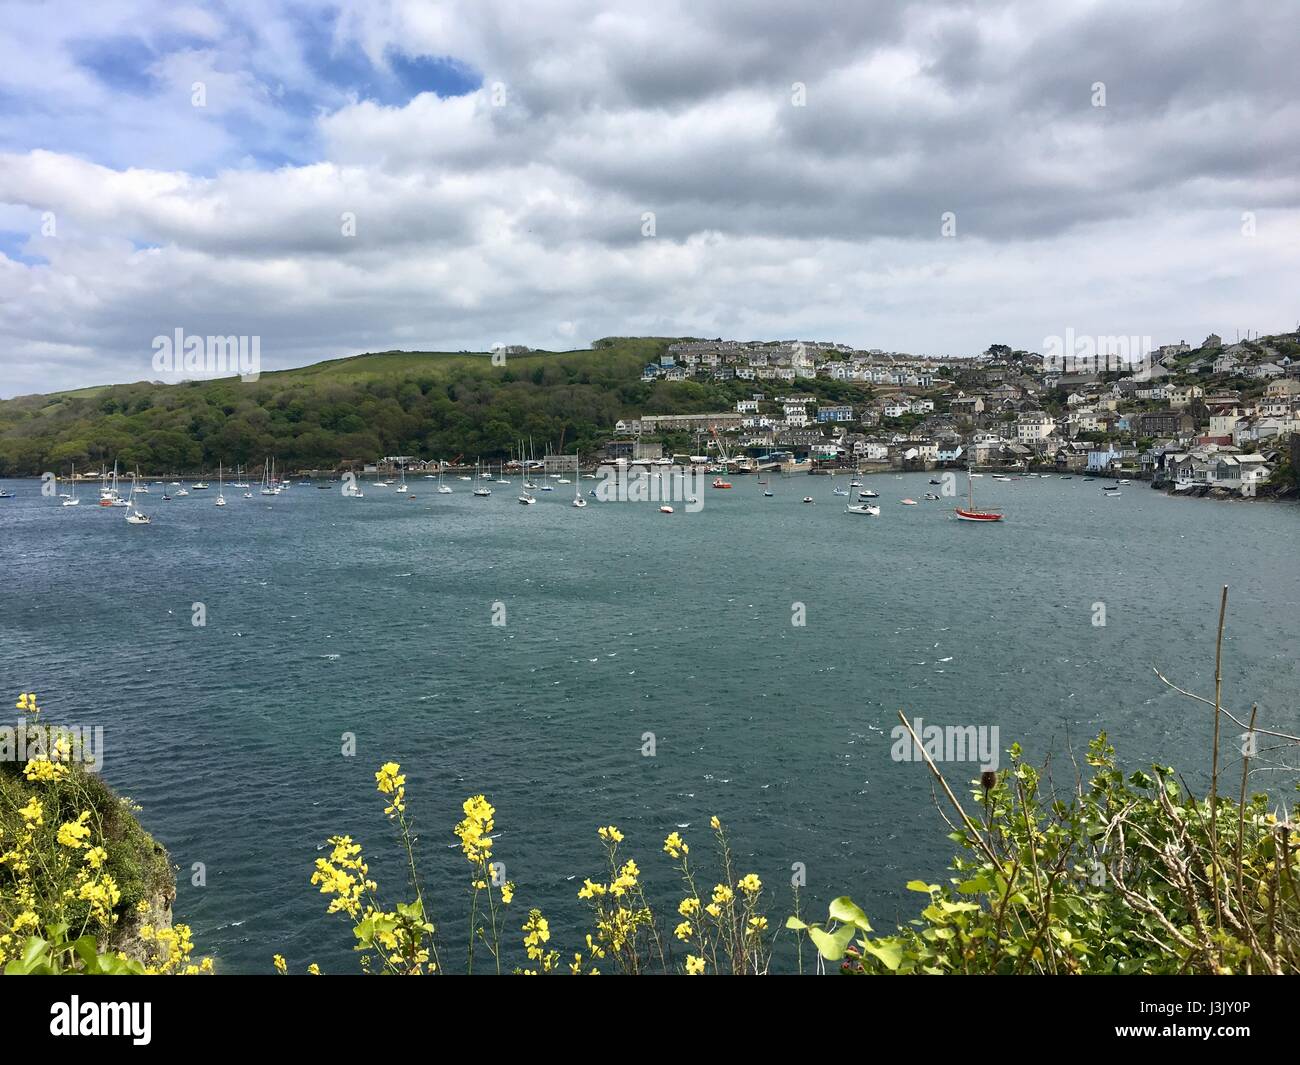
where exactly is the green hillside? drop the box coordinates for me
[0,335,894,477]
[0,339,650,475]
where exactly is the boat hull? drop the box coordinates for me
[955,508,1003,522]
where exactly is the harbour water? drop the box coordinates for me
[1,473,1296,973]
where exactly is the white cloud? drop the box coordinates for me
[1,0,1298,396]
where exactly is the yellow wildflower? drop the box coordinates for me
[663,831,688,859]
[501,881,515,904]
[709,815,721,831]
[23,758,68,783]
[19,797,43,825]
[273,954,287,974]
[77,874,120,925]
[454,795,495,864]
[738,873,762,894]
[685,955,706,975]
[374,762,405,793]
[674,921,693,941]
[522,909,559,971]
[374,762,407,815]
[56,812,92,849]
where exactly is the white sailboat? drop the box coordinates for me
[260,458,276,495]
[436,462,453,494]
[395,466,408,494]
[125,473,151,524]
[62,464,80,506]
[571,452,586,507]
[215,462,227,506]
[100,461,127,506]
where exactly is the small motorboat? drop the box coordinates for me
[1103,489,1121,497]
[858,489,879,499]
[572,496,587,508]
[900,498,918,506]
[924,493,941,501]
[473,486,492,497]
[929,478,943,485]
[763,490,774,497]
[659,504,674,513]
[845,503,880,516]
[832,487,849,496]
[712,478,732,489]
[850,480,862,488]
[801,496,815,504]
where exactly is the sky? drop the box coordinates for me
[1,0,1298,396]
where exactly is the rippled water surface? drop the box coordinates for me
[1,473,1296,973]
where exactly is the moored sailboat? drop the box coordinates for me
[955,469,1003,522]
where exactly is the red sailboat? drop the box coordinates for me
[955,468,1003,522]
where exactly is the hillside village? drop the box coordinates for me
[608,333,1300,496]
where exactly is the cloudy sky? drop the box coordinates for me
[1,0,1298,396]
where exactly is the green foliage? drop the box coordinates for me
[5,926,145,975]
[795,734,1300,974]
[0,337,889,475]
[0,340,675,475]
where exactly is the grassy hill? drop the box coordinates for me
[0,339,667,476]
[0,334,897,477]
[1,334,898,477]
